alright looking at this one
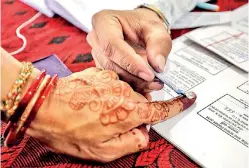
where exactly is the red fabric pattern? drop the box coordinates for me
[1,0,247,167]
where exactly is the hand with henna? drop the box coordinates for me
[26,67,196,162]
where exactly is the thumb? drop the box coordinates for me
[142,22,172,72]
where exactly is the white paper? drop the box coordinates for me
[151,35,248,168]
[172,4,249,29]
[171,11,231,29]
[232,4,248,33]
[186,25,248,72]
[21,0,54,17]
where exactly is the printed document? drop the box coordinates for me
[172,4,248,29]
[151,30,248,168]
[186,4,248,72]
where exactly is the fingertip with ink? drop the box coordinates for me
[180,92,197,111]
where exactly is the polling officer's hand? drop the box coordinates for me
[87,8,172,94]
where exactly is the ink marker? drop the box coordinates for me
[148,64,184,95]
[196,2,220,11]
[154,73,184,95]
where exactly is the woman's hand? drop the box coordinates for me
[26,68,196,162]
[87,8,172,93]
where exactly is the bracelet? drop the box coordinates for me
[4,75,51,146]
[20,74,58,136]
[2,62,33,117]
[2,70,46,139]
[137,3,171,35]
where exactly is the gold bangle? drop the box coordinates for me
[2,62,33,116]
[137,3,171,35]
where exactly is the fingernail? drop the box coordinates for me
[138,72,154,81]
[153,77,164,84]
[155,81,164,86]
[156,55,166,72]
[185,92,196,99]
[139,125,149,143]
[180,92,197,110]
[153,77,160,82]
[148,81,164,90]
[146,124,151,132]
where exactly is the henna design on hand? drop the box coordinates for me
[151,102,169,122]
[137,104,151,119]
[52,70,194,126]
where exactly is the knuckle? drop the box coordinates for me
[92,10,114,27]
[104,60,116,71]
[92,13,101,26]
[103,69,119,79]
[119,58,138,74]
[127,62,138,74]
[99,9,112,14]
[92,10,108,24]
[102,41,115,58]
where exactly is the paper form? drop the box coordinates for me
[233,16,249,33]
[185,4,248,72]
[151,35,248,168]
[186,25,248,72]
[232,4,248,33]
[172,4,248,30]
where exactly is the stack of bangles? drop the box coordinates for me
[1,62,58,147]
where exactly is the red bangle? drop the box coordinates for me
[21,74,58,136]
[3,70,46,139]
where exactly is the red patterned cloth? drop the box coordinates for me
[1,0,247,167]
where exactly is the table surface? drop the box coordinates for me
[1,0,247,167]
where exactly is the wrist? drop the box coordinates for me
[1,48,40,101]
[136,4,171,35]
[1,49,41,122]
[135,8,162,22]
[1,68,40,123]
[21,68,41,100]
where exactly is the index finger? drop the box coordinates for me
[141,92,197,124]
[121,92,196,127]
[100,91,196,135]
